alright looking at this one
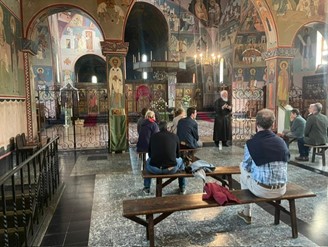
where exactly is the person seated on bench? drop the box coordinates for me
[177,107,203,149]
[238,108,290,224]
[280,108,306,150]
[170,107,186,134]
[297,103,328,161]
[143,121,186,195]
[137,110,159,153]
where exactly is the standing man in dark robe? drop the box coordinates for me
[213,90,232,147]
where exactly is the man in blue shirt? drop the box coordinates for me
[238,109,289,224]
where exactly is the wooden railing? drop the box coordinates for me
[0,136,59,247]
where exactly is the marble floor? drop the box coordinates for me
[39,142,328,247]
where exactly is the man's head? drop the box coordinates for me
[187,107,197,119]
[256,108,275,130]
[290,108,300,120]
[314,102,323,113]
[141,107,148,118]
[158,121,168,132]
[220,90,228,101]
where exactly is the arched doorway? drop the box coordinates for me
[75,54,106,83]
[27,7,108,150]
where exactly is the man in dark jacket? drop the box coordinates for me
[296,102,328,161]
[177,107,202,149]
[143,121,186,195]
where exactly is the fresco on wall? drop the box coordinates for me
[33,66,53,92]
[233,66,266,89]
[293,26,317,72]
[0,3,24,97]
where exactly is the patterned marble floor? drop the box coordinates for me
[40,142,328,246]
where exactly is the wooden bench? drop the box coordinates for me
[122,183,316,247]
[142,166,240,197]
[304,143,328,166]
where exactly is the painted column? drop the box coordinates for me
[167,72,177,108]
[22,39,38,142]
[101,40,129,152]
[262,47,297,132]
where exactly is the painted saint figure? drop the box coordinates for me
[109,57,123,108]
[277,61,289,105]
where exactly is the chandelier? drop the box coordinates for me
[194,50,221,65]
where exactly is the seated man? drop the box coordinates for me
[143,121,186,195]
[297,102,328,161]
[177,107,203,149]
[238,109,289,224]
[281,109,306,156]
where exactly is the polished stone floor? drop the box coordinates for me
[39,142,328,247]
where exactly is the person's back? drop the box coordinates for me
[290,115,306,138]
[177,107,200,149]
[143,121,186,195]
[149,129,179,167]
[238,108,289,224]
[136,110,159,152]
[304,103,328,145]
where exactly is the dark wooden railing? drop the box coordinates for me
[0,136,59,247]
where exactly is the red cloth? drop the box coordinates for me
[202,182,240,205]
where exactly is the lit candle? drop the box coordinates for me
[165,51,168,60]
[150,51,153,61]
[138,52,140,61]
[133,55,135,63]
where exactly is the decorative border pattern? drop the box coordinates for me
[23,52,33,142]
[262,47,298,60]
[100,40,129,55]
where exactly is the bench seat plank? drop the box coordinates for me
[123,183,315,247]
[123,183,315,217]
[142,166,240,196]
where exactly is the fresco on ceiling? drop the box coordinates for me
[1,0,20,18]
[293,26,317,72]
[271,0,327,18]
[217,0,241,50]
[188,0,222,28]
[0,2,24,97]
[96,0,131,38]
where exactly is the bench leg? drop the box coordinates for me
[288,199,298,238]
[227,175,233,190]
[311,148,316,163]
[274,200,281,225]
[321,148,327,166]
[156,178,163,197]
[146,214,155,247]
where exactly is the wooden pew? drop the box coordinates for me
[142,165,240,197]
[122,183,316,247]
[304,143,328,166]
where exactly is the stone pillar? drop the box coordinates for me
[101,40,129,152]
[262,47,297,131]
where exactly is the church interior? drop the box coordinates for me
[0,0,327,246]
